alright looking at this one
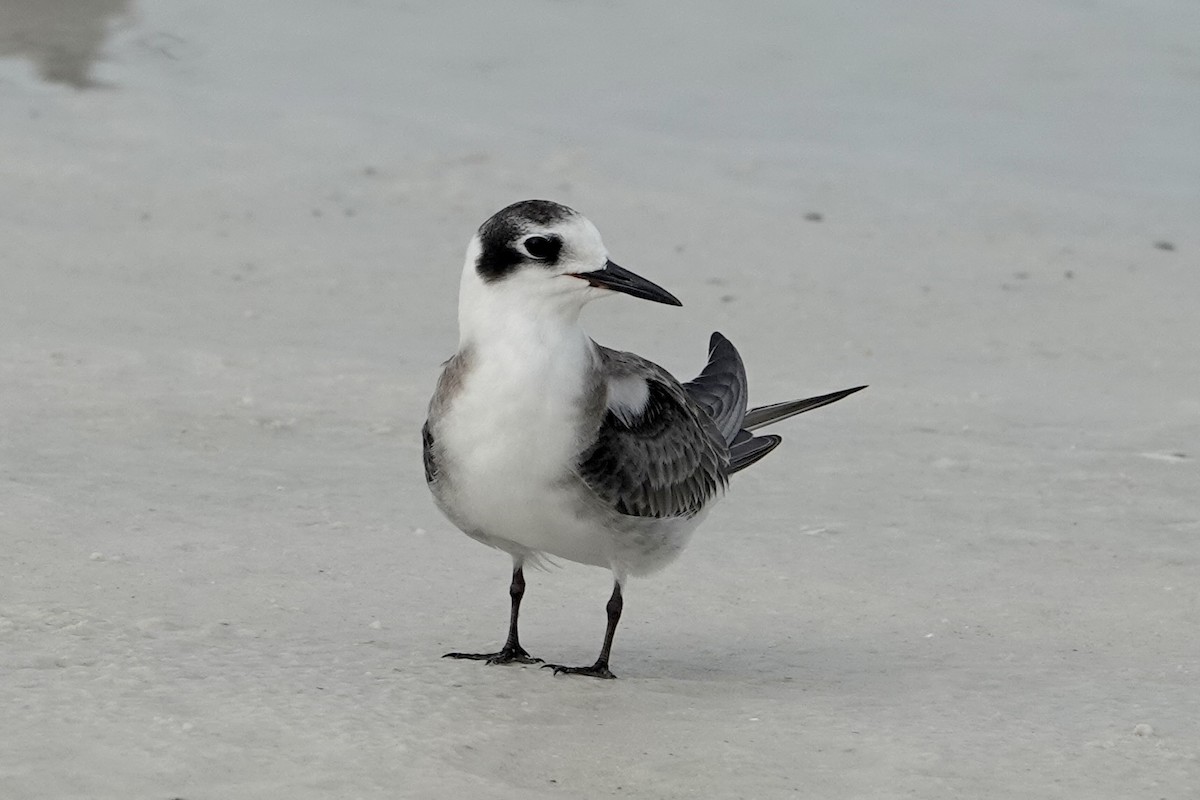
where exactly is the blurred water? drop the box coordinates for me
[0,0,130,88]
[2,0,1196,234]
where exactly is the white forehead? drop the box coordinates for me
[546,212,607,261]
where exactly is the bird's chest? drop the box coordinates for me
[437,340,598,508]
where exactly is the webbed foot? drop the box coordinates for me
[443,645,542,666]
[541,661,616,679]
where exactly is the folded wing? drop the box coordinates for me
[578,336,865,517]
[577,348,729,519]
[682,332,747,444]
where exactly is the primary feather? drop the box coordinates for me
[565,332,862,522]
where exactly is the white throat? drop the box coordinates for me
[441,245,601,544]
[457,238,594,354]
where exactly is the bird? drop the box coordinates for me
[422,199,864,678]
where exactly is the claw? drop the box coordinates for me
[541,662,617,679]
[443,646,542,665]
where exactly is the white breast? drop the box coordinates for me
[436,329,615,566]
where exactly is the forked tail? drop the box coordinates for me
[683,332,865,476]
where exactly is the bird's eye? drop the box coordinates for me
[523,236,555,260]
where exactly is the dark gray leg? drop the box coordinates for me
[544,581,622,679]
[444,565,542,665]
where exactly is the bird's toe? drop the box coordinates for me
[443,646,541,665]
[541,662,617,679]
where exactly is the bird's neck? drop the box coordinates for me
[457,279,590,358]
[455,283,598,427]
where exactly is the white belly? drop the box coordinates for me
[434,335,614,567]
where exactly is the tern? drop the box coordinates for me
[423,200,863,678]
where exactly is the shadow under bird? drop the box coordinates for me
[423,200,864,678]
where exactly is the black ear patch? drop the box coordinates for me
[475,220,523,283]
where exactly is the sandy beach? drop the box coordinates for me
[2,2,1198,797]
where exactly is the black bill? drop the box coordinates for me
[571,260,682,306]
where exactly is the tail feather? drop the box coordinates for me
[742,385,867,431]
[684,332,866,475]
[727,434,782,475]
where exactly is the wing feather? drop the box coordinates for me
[682,332,748,444]
[576,348,729,519]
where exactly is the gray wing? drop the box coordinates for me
[683,334,866,475]
[742,385,868,430]
[681,331,784,474]
[682,331,748,444]
[727,384,868,473]
[421,421,437,484]
[422,350,471,488]
[576,347,729,519]
[727,429,782,474]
